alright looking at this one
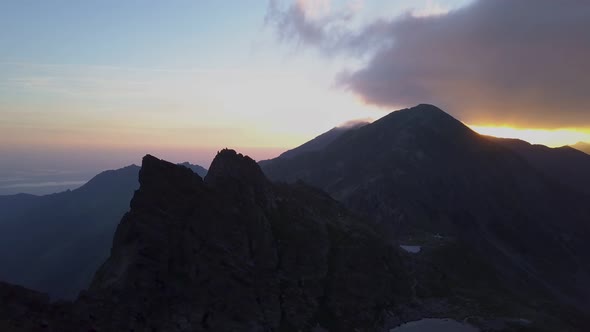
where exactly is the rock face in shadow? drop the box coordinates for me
[63,150,412,331]
[261,104,590,323]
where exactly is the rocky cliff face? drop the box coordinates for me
[0,150,416,331]
[82,150,413,331]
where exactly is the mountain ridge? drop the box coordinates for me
[571,141,590,155]
[271,121,368,161]
[488,137,590,195]
[261,104,590,317]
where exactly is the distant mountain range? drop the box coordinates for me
[571,141,590,155]
[0,162,206,299]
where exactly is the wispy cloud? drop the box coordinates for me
[265,0,388,55]
[0,62,245,100]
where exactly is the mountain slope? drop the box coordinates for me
[264,122,368,161]
[261,104,590,317]
[0,165,141,299]
[0,162,207,299]
[571,141,590,155]
[490,137,590,194]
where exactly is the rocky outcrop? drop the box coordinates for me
[83,150,417,331]
[69,150,413,331]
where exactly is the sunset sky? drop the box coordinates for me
[1,0,589,193]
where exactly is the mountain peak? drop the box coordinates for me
[141,154,164,171]
[368,104,458,128]
[137,154,203,196]
[391,104,460,124]
[354,104,478,151]
[140,154,184,179]
[414,103,444,111]
[205,149,268,188]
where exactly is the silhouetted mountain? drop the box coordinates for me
[490,137,590,194]
[262,104,590,322]
[0,162,207,300]
[571,141,590,155]
[0,149,587,331]
[79,151,418,331]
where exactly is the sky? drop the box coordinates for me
[1,0,589,194]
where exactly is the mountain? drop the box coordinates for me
[82,151,413,331]
[177,161,208,177]
[261,104,590,320]
[265,122,368,161]
[0,162,207,300]
[0,165,140,300]
[489,137,590,195]
[571,141,590,155]
[1,150,585,331]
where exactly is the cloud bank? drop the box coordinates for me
[268,0,590,128]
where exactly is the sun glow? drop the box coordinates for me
[468,125,590,147]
